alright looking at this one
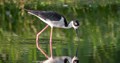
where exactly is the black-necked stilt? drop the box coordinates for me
[42,47,79,63]
[35,47,79,63]
[26,9,80,59]
[41,56,79,63]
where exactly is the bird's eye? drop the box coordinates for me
[74,22,78,26]
[73,21,79,26]
[73,60,79,63]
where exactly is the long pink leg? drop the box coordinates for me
[36,25,49,59]
[50,28,53,58]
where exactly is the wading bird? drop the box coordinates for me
[27,9,80,59]
[42,47,79,63]
[41,56,79,63]
[34,47,79,63]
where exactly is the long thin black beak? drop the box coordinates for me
[75,47,78,57]
[75,29,79,38]
[75,29,79,57]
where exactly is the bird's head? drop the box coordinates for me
[72,20,79,29]
[71,46,79,63]
[72,56,79,63]
[71,20,80,36]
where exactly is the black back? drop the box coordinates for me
[27,10,68,26]
[27,10,63,21]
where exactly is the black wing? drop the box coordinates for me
[27,10,62,21]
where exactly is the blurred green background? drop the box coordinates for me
[0,0,120,63]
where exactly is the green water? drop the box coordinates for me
[0,0,120,63]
